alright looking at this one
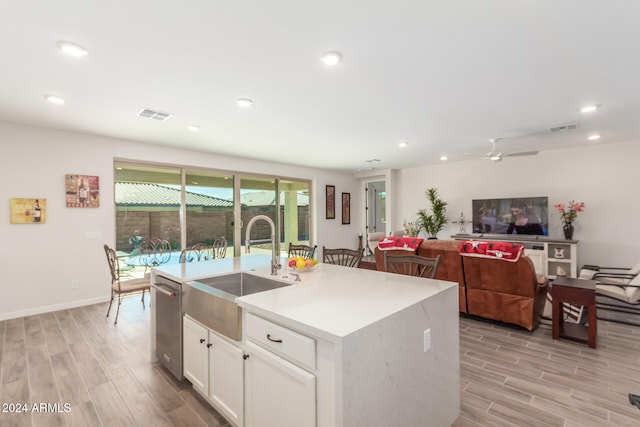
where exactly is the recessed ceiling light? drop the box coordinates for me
[56,40,88,57]
[320,51,342,66]
[187,125,200,132]
[440,156,448,161]
[580,104,600,113]
[236,98,253,108]
[44,95,65,104]
[588,134,601,141]
[398,141,409,148]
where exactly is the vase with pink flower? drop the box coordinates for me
[554,200,585,240]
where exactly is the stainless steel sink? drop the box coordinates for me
[182,272,290,341]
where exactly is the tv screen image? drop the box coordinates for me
[472,196,549,236]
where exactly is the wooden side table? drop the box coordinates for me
[551,277,597,348]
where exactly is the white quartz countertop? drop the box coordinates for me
[152,255,457,342]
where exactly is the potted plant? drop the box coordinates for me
[417,188,449,239]
[553,200,585,240]
[403,219,420,237]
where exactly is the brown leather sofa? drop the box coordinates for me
[375,240,467,312]
[375,239,548,330]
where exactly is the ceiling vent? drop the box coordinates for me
[549,122,579,133]
[137,108,173,121]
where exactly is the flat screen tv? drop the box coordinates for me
[472,196,548,236]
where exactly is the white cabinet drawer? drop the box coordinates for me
[245,313,316,370]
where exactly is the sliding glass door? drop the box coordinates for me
[185,170,234,258]
[114,164,182,277]
[115,162,312,270]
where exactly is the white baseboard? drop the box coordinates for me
[0,296,111,321]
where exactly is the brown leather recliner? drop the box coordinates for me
[416,240,467,313]
[462,254,548,331]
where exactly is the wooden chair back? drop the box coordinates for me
[323,247,363,268]
[384,253,441,279]
[289,243,317,259]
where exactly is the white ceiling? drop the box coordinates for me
[2,1,639,173]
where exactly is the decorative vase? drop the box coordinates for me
[563,223,574,240]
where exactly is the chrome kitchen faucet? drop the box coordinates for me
[245,214,280,275]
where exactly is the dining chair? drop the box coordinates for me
[322,247,363,268]
[104,244,150,324]
[137,237,172,271]
[384,253,441,279]
[213,236,228,259]
[288,243,317,259]
[180,243,215,263]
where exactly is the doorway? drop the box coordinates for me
[366,180,386,235]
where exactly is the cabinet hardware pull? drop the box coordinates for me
[207,343,212,348]
[200,338,205,343]
[243,354,250,360]
[267,334,283,343]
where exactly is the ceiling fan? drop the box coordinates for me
[482,138,539,162]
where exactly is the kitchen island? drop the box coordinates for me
[151,255,460,427]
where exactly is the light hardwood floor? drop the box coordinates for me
[1,296,639,426]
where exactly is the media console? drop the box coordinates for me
[451,234,578,278]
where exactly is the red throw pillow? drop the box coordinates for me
[378,236,424,251]
[459,240,523,262]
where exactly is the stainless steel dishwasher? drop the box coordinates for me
[152,275,183,380]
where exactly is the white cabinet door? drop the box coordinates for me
[210,333,244,427]
[524,248,547,276]
[183,316,209,396]
[245,341,316,427]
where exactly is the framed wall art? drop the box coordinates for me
[342,192,350,224]
[326,185,336,219]
[10,198,46,224]
[66,174,100,207]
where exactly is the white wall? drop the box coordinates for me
[394,140,640,269]
[0,122,360,320]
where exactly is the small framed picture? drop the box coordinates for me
[326,185,336,219]
[10,198,46,224]
[342,192,350,224]
[66,174,100,207]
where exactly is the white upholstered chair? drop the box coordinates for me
[580,261,640,324]
[366,232,385,256]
